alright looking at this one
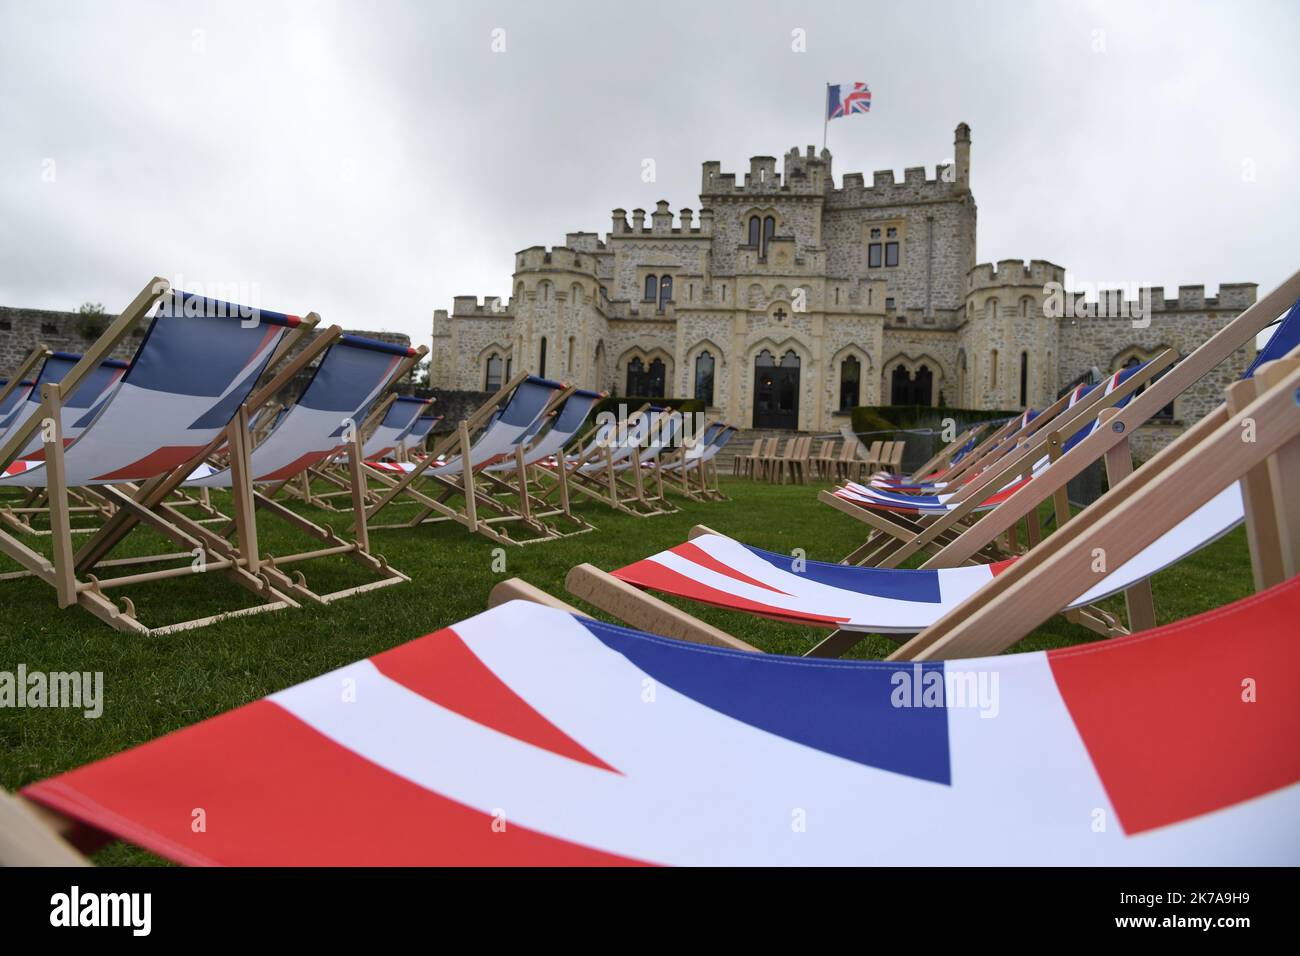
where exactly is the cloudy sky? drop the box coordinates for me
[1,0,1296,347]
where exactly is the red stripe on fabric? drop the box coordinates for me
[982,477,1031,506]
[613,559,850,627]
[255,448,342,482]
[92,445,209,481]
[1047,576,1300,835]
[834,491,946,515]
[16,437,76,463]
[23,698,647,866]
[669,541,790,595]
[371,628,617,773]
[987,557,1018,576]
[284,314,302,327]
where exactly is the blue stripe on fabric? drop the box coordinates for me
[298,341,400,415]
[125,313,283,397]
[741,544,944,602]
[1246,298,1300,378]
[553,392,599,433]
[499,378,561,428]
[577,615,952,783]
[337,334,416,357]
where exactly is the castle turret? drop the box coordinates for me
[954,123,971,189]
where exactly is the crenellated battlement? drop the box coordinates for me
[1055,283,1258,317]
[513,245,600,275]
[450,295,513,317]
[700,145,830,197]
[608,201,712,237]
[968,259,1067,291]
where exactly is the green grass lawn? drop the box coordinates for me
[0,476,1255,865]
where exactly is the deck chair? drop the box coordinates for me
[834,269,1300,572]
[538,404,670,518]
[656,422,736,502]
[174,333,424,601]
[0,347,48,439]
[471,386,604,538]
[8,583,1296,865]
[0,280,339,634]
[288,395,437,511]
[358,373,571,544]
[548,327,1300,659]
[890,421,989,485]
[697,424,737,500]
[399,412,439,459]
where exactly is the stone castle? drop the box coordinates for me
[426,123,1255,443]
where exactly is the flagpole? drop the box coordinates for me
[822,83,830,152]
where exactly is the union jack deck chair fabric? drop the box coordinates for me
[16,585,1300,866]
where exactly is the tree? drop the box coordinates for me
[76,301,108,339]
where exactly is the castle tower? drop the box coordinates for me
[511,245,602,385]
[963,259,1064,409]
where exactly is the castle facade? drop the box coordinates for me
[431,124,1256,448]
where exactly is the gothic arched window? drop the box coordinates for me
[839,356,861,410]
[644,275,658,302]
[538,337,548,378]
[658,275,673,310]
[694,351,715,406]
[484,353,503,391]
[748,216,761,248]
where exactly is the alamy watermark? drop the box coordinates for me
[1043,274,1153,329]
[890,663,1000,718]
[0,665,103,718]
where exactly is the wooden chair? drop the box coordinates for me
[812,439,838,481]
[734,437,763,478]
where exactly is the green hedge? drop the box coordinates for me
[849,405,1021,436]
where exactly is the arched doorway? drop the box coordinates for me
[753,348,800,429]
[890,363,933,406]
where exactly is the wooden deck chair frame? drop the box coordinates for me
[903,421,987,483]
[452,384,604,540]
[534,403,674,518]
[355,372,574,544]
[653,418,724,502]
[172,340,427,608]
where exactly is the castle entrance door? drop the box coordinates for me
[752,349,800,429]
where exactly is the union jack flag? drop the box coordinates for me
[827,82,871,120]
